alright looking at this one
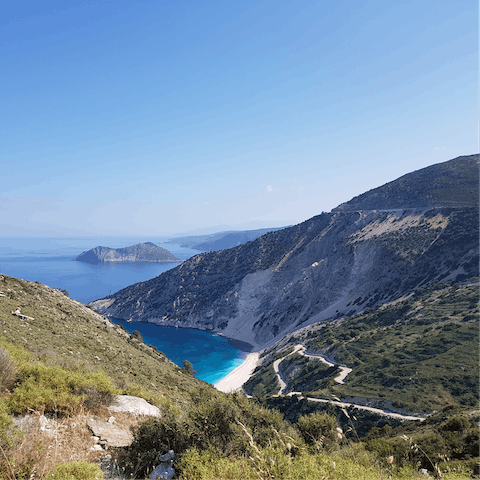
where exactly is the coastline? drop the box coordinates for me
[215,352,260,393]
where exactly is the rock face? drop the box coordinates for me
[74,242,182,264]
[87,418,133,448]
[108,395,161,417]
[90,155,479,350]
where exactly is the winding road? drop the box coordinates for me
[272,344,425,422]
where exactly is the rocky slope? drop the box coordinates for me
[74,242,182,264]
[90,155,479,350]
[168,227,286,251]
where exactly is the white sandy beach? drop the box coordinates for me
[214,352,260,393]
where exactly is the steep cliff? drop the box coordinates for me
[74,242,182,264]
[90,155,479,349]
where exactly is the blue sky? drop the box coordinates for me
[1,0,477,237]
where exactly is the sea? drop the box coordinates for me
[0,237,245,384]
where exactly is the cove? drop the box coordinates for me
[112,318,246,385]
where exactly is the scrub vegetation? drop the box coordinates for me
[0,274,477,479]
[245,280,479,412]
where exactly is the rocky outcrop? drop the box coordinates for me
[74,242,182,264]
[108,395,160,417]
[90,155,479,350]
[87,418,133,448]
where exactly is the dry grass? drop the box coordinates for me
[7,408,145,479]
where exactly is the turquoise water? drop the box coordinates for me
[112,319,245,384]
[0,237,246,383]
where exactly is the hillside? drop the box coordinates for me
[0,277,477,478]
[245,280,479,412]
[0,274,200,405]
[168,227,286,251]
[74,242,182,264]
[90,155,479,350]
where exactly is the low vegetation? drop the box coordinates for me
[246,280,479,412]
[116,390,478,479]
[0,274,477,478]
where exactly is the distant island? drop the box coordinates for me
[73,242,182,264]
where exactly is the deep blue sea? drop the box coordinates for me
[0,237,245,384]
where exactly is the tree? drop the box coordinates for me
[131,330,143,342]
[183,360,196,375]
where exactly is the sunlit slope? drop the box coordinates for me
[91,155,479,349]
[0,274,205,405]
[245,280,479,412]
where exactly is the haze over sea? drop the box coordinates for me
[0,237,245,384]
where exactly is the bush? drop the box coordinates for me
[177,444,384,479]
[115,390,302,478]
[297,412,339,449]
[131,330,143,342]
[116,405,189,478]
[441,416,470,432]
[50,461,102,479]
[0,348,15,393]
[8,363,118,415]
[182,359,195,375]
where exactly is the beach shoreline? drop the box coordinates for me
[214,352,260,393]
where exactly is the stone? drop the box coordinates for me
[90,444,104,452]
[12,414,39,434]
[87,418,133,448]
[39,415,57,436]
[158,450,174,462]
[149,463,175,480]
[108,395,160,417]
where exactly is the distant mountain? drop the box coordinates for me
[167,227,287,251]
[91,155,479,350]
[74,242,182,264]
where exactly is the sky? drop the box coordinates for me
[1,0,477,237]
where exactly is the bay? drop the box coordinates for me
[0,237,246,383]
[111,319,245,385]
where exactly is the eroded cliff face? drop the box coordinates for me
[90,156,479,350]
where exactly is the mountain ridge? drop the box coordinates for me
[167,227,287,251]
[90,155,479,350]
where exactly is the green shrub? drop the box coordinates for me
[115,391,302,478]
[297,412,339,449]
[441,416,470,432]
[50,461,103,479]
[8,363,118,415]
[116,405,189,478]
[0,348,16,393]
[131,330,143,342]
[182,359,195,375]
[0,399,13,444]
[177,444,384,479]
[365,437,410,466]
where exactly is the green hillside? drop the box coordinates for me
[0,274,477,479]
[0,274,202,407]
[246,280,479,413]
